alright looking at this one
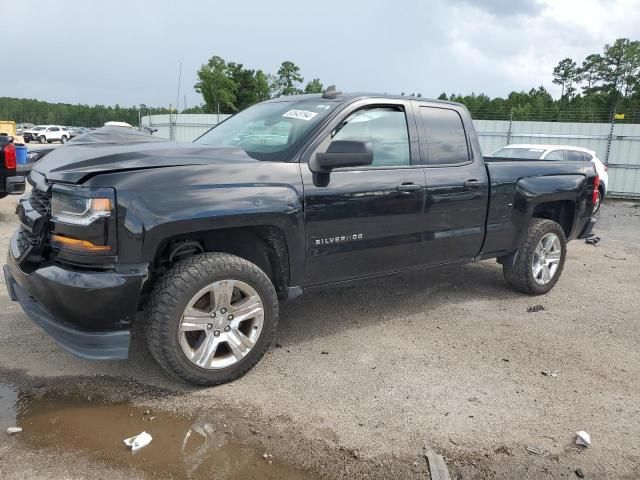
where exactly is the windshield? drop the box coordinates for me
[490,147,545,159]
[33,127,45,131]
[194,100,338,161]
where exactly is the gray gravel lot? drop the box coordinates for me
[0,196,639,479]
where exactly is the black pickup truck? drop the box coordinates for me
[4,92,598,385]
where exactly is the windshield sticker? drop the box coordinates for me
[283,109,318,121]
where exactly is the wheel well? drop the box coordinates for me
[531,200,575,236]
[153,226,290,299]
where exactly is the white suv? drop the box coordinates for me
[34,125,71,144]
[490,144,609,213]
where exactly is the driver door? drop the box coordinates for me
[301,100,427,286]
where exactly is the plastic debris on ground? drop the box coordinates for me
[585,236,601,245]
[576,431,591,447]
[424,449,451,480]
[527,304,545,313]
[541,370,559,378]
[6,427,22,434]
[123,431,153,452]
[526,444,544,455]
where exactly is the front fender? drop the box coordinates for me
[121,183,304,269]
[97,162,306,284]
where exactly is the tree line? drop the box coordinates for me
[188,57,324,114]
[440,38,640,123]
[0,97,173,127]
[1,38,639,126]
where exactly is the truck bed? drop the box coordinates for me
[480,157,596,258]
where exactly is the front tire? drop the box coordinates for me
[60,135,67,144]
[145,253,278,386]
[38,136,46,144]
[503,218,567,295]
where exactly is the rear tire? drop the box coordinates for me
[60,136,67,144]
[38,136,46,144]
[503,218,567,295]
[145,253,278,386]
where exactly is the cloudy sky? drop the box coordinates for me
[2,0,639,108]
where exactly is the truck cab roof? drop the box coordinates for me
[263,92,465,109]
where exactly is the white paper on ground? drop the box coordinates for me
[123,431,153,451]
[575,431,591,447]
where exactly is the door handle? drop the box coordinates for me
[395,183,422,193]
[463,179,484,189]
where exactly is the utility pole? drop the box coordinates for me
[506,107,514,145]
[604,105,616,166]
[169,104,174,140]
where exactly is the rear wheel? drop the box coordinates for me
[38,136,46,144]
[503,218,567,295]
[145,253,278,386]
[60,135,67,144]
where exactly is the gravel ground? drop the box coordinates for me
[0,195,639,479]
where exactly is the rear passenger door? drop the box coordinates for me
[416,105,489,265]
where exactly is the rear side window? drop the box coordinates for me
[565,150,585,161]
[545,150,564,160]
[419,107,469,165]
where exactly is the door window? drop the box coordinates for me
[545,150,564,160]
[49,127,59,132]
[565,150,585,161]
[419,107,469,165]
[331,107,410,167]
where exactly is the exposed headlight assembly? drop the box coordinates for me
[49,186,116,256]
[52,191,111,226]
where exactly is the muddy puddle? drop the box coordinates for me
[0,383,317,479]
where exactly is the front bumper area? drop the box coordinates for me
[5,266,131,359]
[5,233,148,360]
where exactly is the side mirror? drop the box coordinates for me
[310,140,373,172]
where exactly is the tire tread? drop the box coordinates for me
[144,252,278,386]
[503,218,566,295]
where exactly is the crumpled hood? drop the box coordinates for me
[34,126,257,184]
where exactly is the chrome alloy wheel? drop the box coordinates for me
[531,233,562,285]
[178,280,264,369]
